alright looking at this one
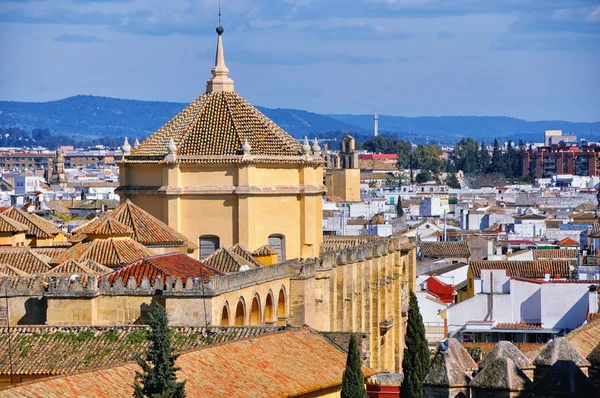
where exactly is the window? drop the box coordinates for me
[268,234,286,262]
[199,235,220,259]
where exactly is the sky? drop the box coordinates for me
[0,0,599,122]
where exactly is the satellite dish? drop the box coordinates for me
[239,265,250,272]
[69,274,80,284]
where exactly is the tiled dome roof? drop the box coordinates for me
[130,92,303,159]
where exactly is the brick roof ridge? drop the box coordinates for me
[230,243,262,266]
[1,207,59,238]
[82,216,133,237]
[0,214,28,232]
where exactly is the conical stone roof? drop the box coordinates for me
[470,357,532,391]
[532,360,596,396]
[479,341,534,370]
[534,337,591,367]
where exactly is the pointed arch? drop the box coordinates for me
[234,297,246,326]
[220,301,230,326]
[264,290,275,325]
[277,285,287,326]
[249,293,261,326]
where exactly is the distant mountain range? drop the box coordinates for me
[0,95,598,145]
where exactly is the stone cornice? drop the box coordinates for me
[116,184,327,196]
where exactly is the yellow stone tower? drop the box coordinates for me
[118,26,326,260]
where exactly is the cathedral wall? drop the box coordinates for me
[248,166,300,185]
[180,165,237,186]
[127,164,163,186]
[179,197,236,252]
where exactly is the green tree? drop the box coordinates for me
[413,144,443,175]
[341,334,367,398]
[446,173,460,189]
[415,170,431,183]
[452,138,480,173]
[478,141,491,173]
[396,197,404,217]
[134,306,186,398]
[401,291,430,398]
[489,138,503,174]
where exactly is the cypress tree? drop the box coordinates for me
[134,306,186,398]
[341,334,367,398]
[396,197,404,217]
[400,291,430,398]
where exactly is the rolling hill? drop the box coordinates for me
[0,95,598,144]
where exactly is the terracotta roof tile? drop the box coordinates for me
[194,248,257,274]
[52,238,153,268]
[0,207,61,239]
[533,249,578,259]
[230,243,262,265]
[107,252,225,285]
[0,325,279,377]
[252,245,278,256]
[0,328,372,398]
[31,247,68,258]
[0,264,29,277]
[48,259,112,276]
[0,215,27,233]
[82,216,133,237]
[0,248,51,274]
[469,260,571,279]
[420,241,470,258]
[107,200,197,251]
[129,92,303,159]
[556,237,580,246]
[493,322,543,330]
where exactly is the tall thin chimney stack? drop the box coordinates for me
[374,111,379,137]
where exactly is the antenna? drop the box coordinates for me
[218,2,222,27]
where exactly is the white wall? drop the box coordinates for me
[416,292,447,324]
[510,279,542,324]
[540,283,590,330]
[447,294,489,337]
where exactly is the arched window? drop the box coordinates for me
[277,286,287,326]
[199,235,220,259]
[249,294,261,326]
[234,298,245,326]
[268,234,285,262]
[264,291,275,324]
[221,302,230,326]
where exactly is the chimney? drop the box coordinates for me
[544,267,550,281]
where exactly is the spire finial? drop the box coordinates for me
[122,137,131,155]
[207,8,234,93]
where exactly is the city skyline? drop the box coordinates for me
[0,0,599,122]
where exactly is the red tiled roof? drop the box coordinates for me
[533,249,578,260]
[0,248,51,274]
[107,200,197,251]
[49,259,112,276]
[0,214,27,233]
[425,276,455,303]
[556,238,580,246]
[129,91,303,159]
[82,216,133,237]
[107,252,225,285]
[469,260,571,279]
[494,322,543,330]
[252,245,278,256]
[419,241,470,258]
[202,247,260,273]
[0,328,373,398]
[52,237,153,268]
[0,207,60,238]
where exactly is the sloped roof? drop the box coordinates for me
[533,249,578,259]
[424,341,474,387]
[0,264,29,277]
[478,341,533,370]
[49,259,112,276]
[107,200,197,251]
[230,243,262,265]
[565,315,600,359]
[0,207,60,238]
[128,92,303,161]
[469,260,571,279]
[532,360,596,397]
[252,245,278,256]
[107,252,225,285]
[0,327,373,398]
[82,216,133,237]
[556,237,580,246]
[202,247,260,273]
[31,247,68,259]
[0,325,278,377]
[419,241,470,258]
[0,214,27,233]
[51,238,153,268]
[470,357,532,391]
[0,248,51,274]
[533,337,591,367]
